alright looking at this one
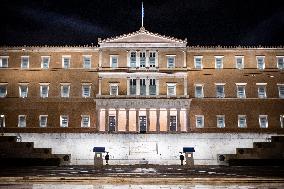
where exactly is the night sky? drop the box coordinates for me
[1,0,284,46]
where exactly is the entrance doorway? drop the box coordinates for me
[139,116,147,133]
[108,116,116,132]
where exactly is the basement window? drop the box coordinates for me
[18,115,26,128]
[196,115,204,128]
[81,115,90,127]
[259,115,268,128]
[60,115,68,127]
[39,115,48,127]
[238,115,247,128]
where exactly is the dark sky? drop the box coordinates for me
[1,0,284,46]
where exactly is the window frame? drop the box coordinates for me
[82,84,91,98]
[280,115,284,128]
[83,55,91,69]
[39,115,48,127]
[167,83,176,96]
[0,115,5,127]
[276,56,284,70]
[256,83,267,98]
[18,115,26,128]
[215,83,225,98]
[81,115,90,128]
[0,83,8,98]
[256,56,265,70]
[41,56,50,69]
[236,83,247,98]
[235,56,244,69]
[61,84,70,98]
[19,84,28,98]
[109,83,119,96]
[195,115,204,128]
[278,84,284,98]
[215,56,224,69]
[40,83,49,98]
[0,56,9,68]
[166,55,176,68]
[60,115,69,128]
[195,84,204,98]
[194,56,203,69]
[110,55,118,68]
[216,115,225,128]
[62,55,71,69]
[238,115,247,128]
[21,56,29,69]
[259,115,268,128]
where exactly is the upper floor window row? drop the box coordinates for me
[128,51,158,68]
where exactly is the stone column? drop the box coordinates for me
[136,78,140,95]
[98,77,102,95]
[126,77,130,95]
[146,108,150,132]
[105,109,109,132]
[146,50,149,68]
[186,109,189,132]
[184,76,188,96]
[96,109,100,132]
[156,79,159,95]
[177,108,181,132]
[146,78,150,96]
[126,108,130,132]
[167,109,170,132]
[136,50,140,68]
[99,50,102,68]
[136,109,139,132]
[156,109,160,132]
[126,50,130,67]
[183,50,186,68]
[155,50,159,68]
[115,109,119,132]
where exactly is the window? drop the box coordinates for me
[215,56,223,69]
[129,79,136,95]
[278,84,284,98]
[110,84,118,95]
[41,56,50,69]
[196,115,204,128]
[81,115,90,127]
[39,115,48,127]
[110,56,118,68]
[60,115,68,127]
[19,85,28,98]
[0,56,8,68]
[82,84,91,98]
[235,56,244,69]
[21,56,29,69]
[236,84,246,98]
[62,56,70,69]
[280,115,284,128]
[0,115,5,128]
[256,56,265,70]
[0,84,7,98]
[108,115,116,132]
[167,83,176,96]
[259,115,268,128]
[140,52,146,68]
[195,84,204,98]
[18,115,26,127]
[149,52,156,67]
[149,79,156,95]
[277,56,284,69]
[194,56,203,69]
[256,83,267,98]
[217,115,225,128]
[40,84,49,98]
[167,56,175,68]
[83,56,91,69]
[215,84,225,98]
[169,116,177,131]
[130,52,136,68]
[61,84,70,98]
[238,115,247,128]
[140,79,146,95]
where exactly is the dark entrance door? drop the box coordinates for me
[108,116,116,132]
[139,116,147,133]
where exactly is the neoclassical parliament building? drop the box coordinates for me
[0,27,284,165]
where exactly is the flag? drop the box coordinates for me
[142,2,144,18]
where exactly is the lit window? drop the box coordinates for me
[280,115,284,128]
[167,83,176,96]
[129,79,136,95]
[40,84,49,98]
[83,56,91,69]
[140,79,146,95]
[256,56,265,70]
[169,116,177,131]
[60,115,68,127]
[130,52,136,68]
[236,83,246,98]
[19,84,28,98]
[278,84,284,98]
[149,79,156,95]
[167,56,175,68]
[21,56,29,69]
[235,56,244,69]
[149,52,156,67]
[0,115,5,127]
[259,115,268,128]
[81,115,90,127]
[61,84,70,98]
[140,52,146,67]
[215,56,223,69]
[217,115,225,128]
[39,115,48,127]
[109,84,118,95]
[0,56,8,68]
[215,84,225,98]
[18,115,26,127]
[82,84,91,98]
[41,56,50,69]
[0,84,7,98]
[277,56,284,70]
[194,56,203,69]
[110,56,118,68]
[256,83,267,98]
[62,56,70,69]
[238,115,247,128]
[195,84,204,98]
[196,115,204,128]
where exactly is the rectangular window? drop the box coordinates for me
[110,56,118,68]
[62,56,70,69]
[278,84,284,98]
[167,83,176,96]
[217,115,225,128]
[110,84,118,95]
[130,79,136,95]
[167,56,175,68]
[256,56,265,70]
[83,56,91,69]
[235,56,244,69]
[108,115,116,132]
[169,116,177,131]
[81,115,90,127]
[277,56,284,69]
[0,56,8,68]
[140,79,146,95]
[82,85,91,98]
[238,115,247,128]
[60,115,68,127]
[149,52,156,67]
[216,84,225,98]
[39,115,48,127]
[19,85,28,98]
[40,84,49,98]
[149,79,156,95]
[236,84,246,98]
[0,115,5,128]
[18,115,26,128]
[280,115,284,128]
[41,56,50,69]
[257,84,267,98]
[0,84,7,98]
[140,52,146,67]
[259,115,268,128]
[194,56,203,69]
[215,56,223,69]
[196,115,204,128]
[195,85,204,98]
[130,52,136,68]
[61,84,70,98]
[21,56,29,69]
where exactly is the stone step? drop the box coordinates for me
[253,142,275,149]
[0,136,17,142]
[271,136,284,143]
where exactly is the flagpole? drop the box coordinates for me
[142,2,144,27]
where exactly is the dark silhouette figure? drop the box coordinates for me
[105,152,109,165]
[179,152,184,165]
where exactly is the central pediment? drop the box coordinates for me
[99,27,187,48]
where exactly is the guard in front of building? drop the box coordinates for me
[105,152,110,165]
[179,152,184,165]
